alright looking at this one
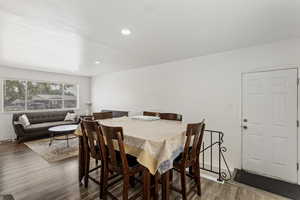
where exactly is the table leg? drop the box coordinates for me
[78,135,86,184]
[162,170,170,200]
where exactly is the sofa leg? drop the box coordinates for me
[17,137,23,144]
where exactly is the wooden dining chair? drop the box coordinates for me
[159,113,183,121]
[100,124,151,200]
[143,111,160,117]
[170,120,205,200]
[84,113,112,167]
[80,116,93,121]
[93,111,113,120]
[102,109,129,118]
[81,120,104,188]
[81,120,123,199]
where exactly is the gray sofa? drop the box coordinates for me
[12,110,78,143]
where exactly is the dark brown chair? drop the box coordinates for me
[159,113,183,121]
[81,120,123,199]
[80,116,93,121]
[102,109,129,118]
[93,111,113,120]
[85,112,112,168]
[143,111,159,117]
[171,120,205,200]
[100,124,151,200]
[81,120,104,188]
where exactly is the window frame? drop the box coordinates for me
[1,78,79,113]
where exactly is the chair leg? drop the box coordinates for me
[169,169,173,182]
[129,176,136,188]
[194,162,201,196]
[101,164,109,200]
[162,171,170,200]
[189,166,194,176]
[84,155,90,188]
[153,173,159,200]
[143,169,150,200]
[123,176,129,200]
[100,164,105,199]
[180,168,187,200]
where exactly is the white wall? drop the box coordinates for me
[91,38,300,171]
[0,66,91,141]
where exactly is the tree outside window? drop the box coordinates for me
[4,80,26,112]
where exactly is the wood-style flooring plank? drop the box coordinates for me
[0,143,289,200]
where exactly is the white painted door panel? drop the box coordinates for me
[242,69,298,183]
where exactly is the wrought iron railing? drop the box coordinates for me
[199,130,232,181]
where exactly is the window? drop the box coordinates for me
[27,82,63,110]
[2,80,78,112]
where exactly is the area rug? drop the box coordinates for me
[24,136,78,162]
[0,195,15,200]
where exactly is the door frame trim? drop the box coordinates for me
[241,67,299,184]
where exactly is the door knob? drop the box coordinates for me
[243,126,248,130]
[243,119,248,122]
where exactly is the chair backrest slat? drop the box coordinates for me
[81,116,93,120]
[143,111,159,117]
[93,112,113,120]
[101,110,129,118]
[159,113,183,121]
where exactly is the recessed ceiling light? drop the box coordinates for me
[95,60,100,64]
[121,28,131,36]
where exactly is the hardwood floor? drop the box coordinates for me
[0,143,288,200]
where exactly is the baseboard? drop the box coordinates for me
[199,163,234,183]
[0,139,16,144]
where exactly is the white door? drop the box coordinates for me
[242,68,298,183]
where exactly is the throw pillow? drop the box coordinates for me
[18,114,30,127]
[64,112,77,122]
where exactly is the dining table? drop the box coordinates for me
[75,116,188,200]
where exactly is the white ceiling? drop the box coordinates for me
[0,0,299,76]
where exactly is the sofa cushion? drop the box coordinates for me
[28,111,72,124]
[24,121,75,133]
